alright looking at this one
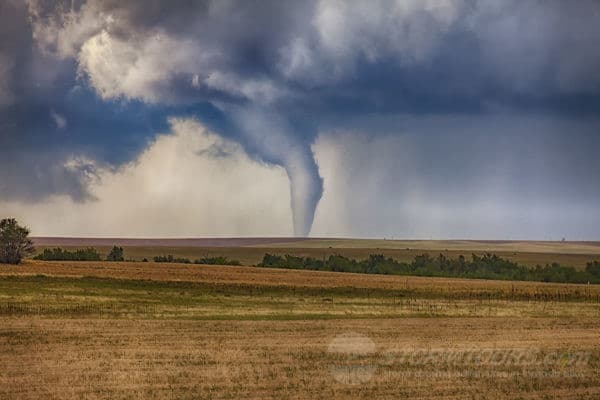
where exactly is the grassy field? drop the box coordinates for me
[0,259,599,398]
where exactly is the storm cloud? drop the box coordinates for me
[1,0,600,237]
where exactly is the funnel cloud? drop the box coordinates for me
[229,107,322,236]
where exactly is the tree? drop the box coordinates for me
[106,246,124,262]
[0,218,35,264]
[586,261,600,277]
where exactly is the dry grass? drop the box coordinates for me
[0,318,598,399]
[0,260,599,398]
[4,260,600,295]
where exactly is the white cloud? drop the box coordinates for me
[77,30,209,102]
[0,118,293,237]
[203,71,287,104]
[76,28,285,105]
[50,110,67,129]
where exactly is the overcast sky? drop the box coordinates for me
[1,0,600,239]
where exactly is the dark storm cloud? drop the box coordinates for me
[1,0,600,235]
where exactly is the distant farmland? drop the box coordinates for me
[31,237,600,268]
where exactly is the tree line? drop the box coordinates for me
[34,246,125,262]
[258,253,600,284]
[2,217,600,285]
[32,248,240,265]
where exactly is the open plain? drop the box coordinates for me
[1,241,600,399]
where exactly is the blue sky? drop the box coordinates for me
[1,0,600,238]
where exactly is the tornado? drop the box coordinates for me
[283,148,323,237]
[230,106,323,237]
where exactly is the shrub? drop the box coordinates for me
[106,246,124,262]
[153,255,191,263]
[34,247,101,261]
[586,261,600,277]
[194,256,241,266]
[152,255,241,265]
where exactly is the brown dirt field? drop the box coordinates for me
[0,317,598,399]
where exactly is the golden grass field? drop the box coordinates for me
[1,318,598,399]
[1,254,599,399]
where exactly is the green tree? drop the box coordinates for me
[106,246,124,262]
[586,261,600,277]
[0,218,35,264]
